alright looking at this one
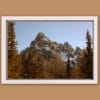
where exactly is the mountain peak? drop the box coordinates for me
[27,32,81,64]
[35,32,45,40]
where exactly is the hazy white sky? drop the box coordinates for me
[14,21,93,52]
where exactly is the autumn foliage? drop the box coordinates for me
[8,22,21,79]
[8,23,93,79]
[69,30,93,79]
[20,48,66,79]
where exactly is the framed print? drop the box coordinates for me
[1,16,98,84]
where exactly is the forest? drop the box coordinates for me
[8,21,93,79]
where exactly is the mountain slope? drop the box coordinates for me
[21,32,82,64]
[20,32,82,79]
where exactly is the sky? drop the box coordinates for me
[14,21,93,52]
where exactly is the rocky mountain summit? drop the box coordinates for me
[21,32,82,67]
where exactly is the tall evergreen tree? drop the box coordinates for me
[85,30,93,78]
[66,57,71,78]
[78,30,93,79]
[8,21,21,79]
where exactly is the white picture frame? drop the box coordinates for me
[1,16,98,84]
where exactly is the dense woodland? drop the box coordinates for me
[8,22,93,79]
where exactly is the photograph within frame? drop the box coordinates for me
[1,16,98,84]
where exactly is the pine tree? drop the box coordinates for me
[8,21,21,79]
[78,30,93,79]
[66,57,71,78]
[85,30,93,78]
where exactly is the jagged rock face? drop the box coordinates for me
[64,42,74,52]
[21,32,81,64]
[74,47,81,56]
[30,32,50,48]
[35,32,45,40]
